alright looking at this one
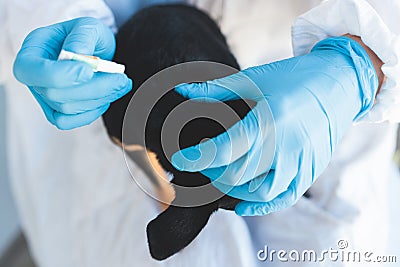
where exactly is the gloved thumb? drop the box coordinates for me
[175,71,264,102]
[61,17,116,60]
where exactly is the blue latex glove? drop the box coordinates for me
[171,37,379,216]
[13,17,132,130]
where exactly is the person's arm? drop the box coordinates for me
[292,0,400,122]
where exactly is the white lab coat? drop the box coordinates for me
[0,1,399,267]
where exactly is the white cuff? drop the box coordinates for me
[292,0,400,123]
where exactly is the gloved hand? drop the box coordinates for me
[171,36,379,216]
[13,17,132,130]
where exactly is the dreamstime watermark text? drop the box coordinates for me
[257,240,397,263]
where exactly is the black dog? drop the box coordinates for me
[102,4,254,260]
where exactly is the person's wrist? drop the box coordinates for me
[343,34,385,93]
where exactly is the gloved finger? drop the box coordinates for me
[201,155,250,186]
[210,171,269,198]
[30,87,109,129]
[201,133,272,186]
[234,182,298,216]
[211,152,299,202]
[13,23,94,87]
[28,87,57,126]
[246,149,300,193]
[234,150,313,216]
[42,93,123,115]
[52,104,110,130]
[175,71,264,102]
[45,76,130,114]
[61,17,116,60]
[34,72,132,103]
[14,44,94,88]
[211,169,289,203]
[202,108,275,186]
[13,17,115,88]
[171,102,272,172]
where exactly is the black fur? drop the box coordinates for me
[102,5,253,260]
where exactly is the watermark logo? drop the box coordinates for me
[337,239,348,249]
[257,240,397,264]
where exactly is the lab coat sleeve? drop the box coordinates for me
[4,0,116,57]
[291,0,400,123]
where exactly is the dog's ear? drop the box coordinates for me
[146,202,218,260]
